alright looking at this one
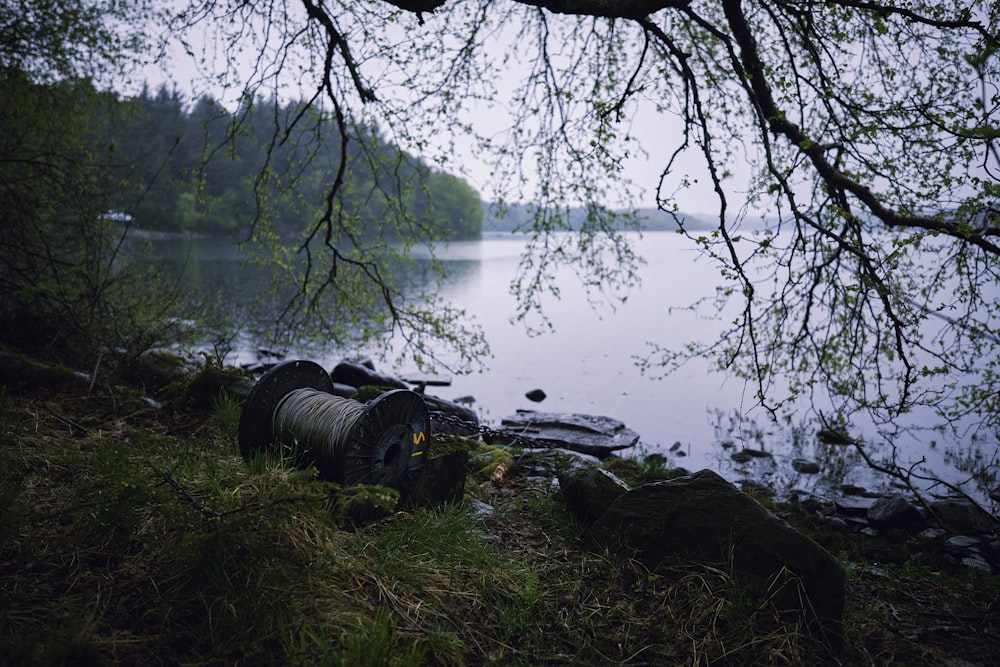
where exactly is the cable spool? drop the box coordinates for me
[238,360,429,500]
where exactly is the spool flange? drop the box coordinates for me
[341,389,429,499]
[237,359,429,502]
[238,359,335,461]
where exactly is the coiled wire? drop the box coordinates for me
[272,388,367,472]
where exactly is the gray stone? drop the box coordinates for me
[833,496,876,517]
[410,450,468,507]
[424,394,479,436]
[557,458,630,523]
[586,469,845,648]
[961,553,993,573]
[946,535,980,549]
[792,458,820,474]
[330,359,407,389]
[817,428,854,445]
[500,410,639,458]
[917,528,947,541]
[927,498,999,534]
[867,495,926,532]
[730,448,773,463]
[469,499,494,520]
[525,388,547,402]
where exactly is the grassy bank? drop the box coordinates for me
[0,385,997,665]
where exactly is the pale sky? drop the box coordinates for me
[131,5,749,216]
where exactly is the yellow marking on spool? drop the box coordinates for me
[411,450,424,457]
[412,431,426,445]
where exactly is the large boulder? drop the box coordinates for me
[928,498,999,534]
[586,469,845,648]
[557,457,630,523]
[867,495,926,533]
[330,359,407,389]
[500,410,639,458]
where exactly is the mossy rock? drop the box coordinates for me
[182,365,255,411]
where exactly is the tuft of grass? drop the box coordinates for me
[207,391,243,439]
[602,451,689,486]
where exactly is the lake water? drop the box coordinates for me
[146,231,998,503]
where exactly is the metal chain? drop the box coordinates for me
[428,410,566,450]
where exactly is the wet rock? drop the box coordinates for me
[423,394,480,436]
[330,359,407,389]
[330,383,359,399]
[730,448,773,463]
[946,535,980,549]
[867,495,926,533]
[792,458,820,474]
[500,410,639,459]
[506,449,560,484]
[927,498,998,534]
[833,496,876,517]
[961,553,993,573]
[817,428,854,445]
[525,388,547,402]
[645,452,668,466]
[586,470,845,648]
[556,458,630,523]
[916,528,947,541]
[469,499,494,520]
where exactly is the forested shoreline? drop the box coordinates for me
[38,78,486,240]
[117,84,484,239]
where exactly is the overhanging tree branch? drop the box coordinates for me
[721,0,1000,255]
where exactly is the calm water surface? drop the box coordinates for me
[148,232,998,502]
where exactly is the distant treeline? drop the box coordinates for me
[481,203,718,232]
[97,85,484,240]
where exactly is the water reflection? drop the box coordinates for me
[133,232,997,506]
